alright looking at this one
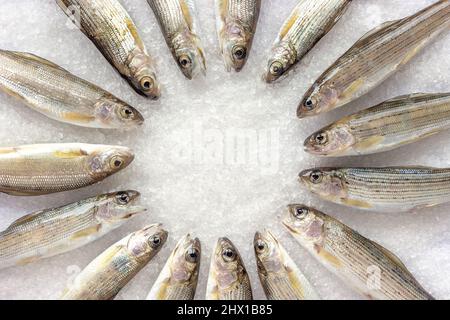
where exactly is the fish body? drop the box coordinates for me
[57,0,160,98]
[299,167,450,212]
[61,224,168,300]
[304,93,450,156]
[283,204,434,300]
[264,0,351,82]
[147,234,201,300]
[298,0,450,118]
[206,237,252,300]
[254,230,319,300]
[0,191,145,270]
[0,50,143,128]
[147,0,206,79]
[216,0,261,71]
[0,143,134,196]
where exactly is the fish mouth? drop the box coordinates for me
[123,206,147,219]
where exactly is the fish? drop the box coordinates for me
[57,0,161,99]
[299,166,450,212]
[0,191,145,270]
[0,50,144,129]
[216,0,261,72]
[206,237,252,300]
[282,204,435,300]
[264,0,351,83]
[0,143,134,196]
[254,230,320,300]
[147,0,206,79]
[146,234,201,300]
[297,0,450,118]
[61,224,168,300]
[304,93,450,156]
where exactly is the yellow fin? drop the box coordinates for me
[0,147,17,154]
[217,0,229,21]
[315,244,342,268]
[287,269,305,297]
[354,136,384,151]
[342,198,373,209]
[179,0,193,30]
[97,245,124,268]
[341,78,365,100]
[54,149,88,159]
[71,225,101,240]
[279,8,300,40]
[125,18,144,48]
[16,255,41,266]
[63,112,95,123]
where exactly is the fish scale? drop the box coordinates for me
[299,0,450,117]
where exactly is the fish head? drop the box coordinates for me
[128,49,161,99]
[297,82,339,118]
[299,168,347,200]
[264,42,296,83]
[304,124,355,156]
[173,32,206,79]
[127,224,168,259]
[95,96,144,129]
[254,230,283,276]
[220,22,252,72]
[87,146,134,178]
[95,190,146,224]
[212,237,244,289]
[170,234,201,283]
[283,204,325,247]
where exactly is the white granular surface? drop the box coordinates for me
[0,0,449,300]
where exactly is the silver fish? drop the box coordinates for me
[61,224,168,300]
[283,204,434,300]
[206,237,252,300]
[147,0,206,79]
[264,0,351,83]
[216,0,261,71]
[298,0,450,118]
[0,50,143,129]
[299,166,450,212]
[254,230,320,300]
[147,234,201,300]
[57,0,161,99]
[0,191,145,270]
[304,93,450,156]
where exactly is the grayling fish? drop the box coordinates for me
[216,0,261,71]
[0,191,145,270]
[61,224,168,300]
[304,93,450,156]
[0,143,134,196]
[254,230,320,300]
[283,204,434,300]
[57,0,161,99]
[206,237,253,300]
[264,0,352,82]
[0,50,143,128]
[146,234,201,300]
[299,166,450,212]
[147,0,206,79]
[298,0,450,118]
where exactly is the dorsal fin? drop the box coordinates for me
[356,19,401,44]
[5,210,46,231]
[371,241,414,277]
[10,51,67,71]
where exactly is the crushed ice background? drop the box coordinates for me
[0,0,449,300]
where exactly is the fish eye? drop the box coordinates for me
[119,106,134,119]
[109,156,124,169]
[310,171,323,184]
[140,77,154,91]
[149,235,161,248]
[116,191,130,205]
[222,248,236,262]
[255,240,266,253]
[314,132,328,145]
[269,62,283,76]
[294,207,309,220]
[186,248,199,263]
[304,97,316,110]
[232,46,247,60]
[179,55,192,69]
